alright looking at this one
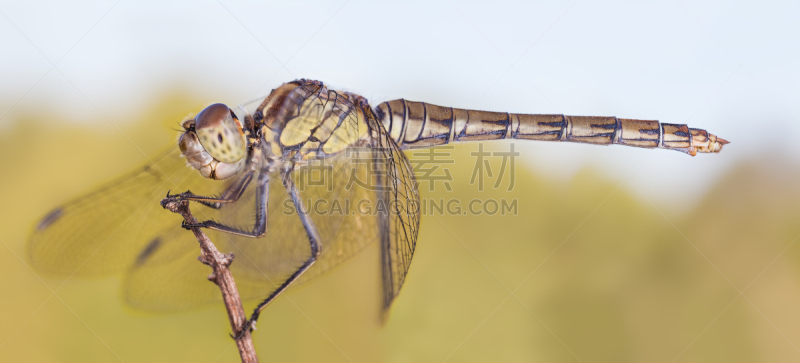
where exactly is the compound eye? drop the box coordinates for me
[195,103,247,163]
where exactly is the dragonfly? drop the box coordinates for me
[28,79,728,328]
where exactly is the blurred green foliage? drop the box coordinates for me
[1,96,799,362]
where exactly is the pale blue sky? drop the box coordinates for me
[2,0,799,208]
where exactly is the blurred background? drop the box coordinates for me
[2,0,800,362]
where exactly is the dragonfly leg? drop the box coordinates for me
[170,171,254,209]
[242,170,321,334]
[181,171,269,238]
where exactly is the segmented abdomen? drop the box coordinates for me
[375,99,727,156]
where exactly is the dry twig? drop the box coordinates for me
[161,197,259,363]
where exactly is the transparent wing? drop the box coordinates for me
[119,154,381,311]
[129,82,421,314]
[372,124,421,313]
[200,83,419,314]
[29,81,421,315]
[28,146,246,310]
[124,134,420,313]
[27,147,219,278]
[212,149,383,299]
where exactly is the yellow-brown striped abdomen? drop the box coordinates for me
[374,99,727,156]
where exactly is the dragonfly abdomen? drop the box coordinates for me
[375,99,727,156]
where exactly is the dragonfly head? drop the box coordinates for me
[179,103,247,180]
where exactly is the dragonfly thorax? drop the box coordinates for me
[178,103,248,180]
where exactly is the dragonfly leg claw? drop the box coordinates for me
[231,320,256,341]
[161,190,189,205]
[181,220,208,230]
